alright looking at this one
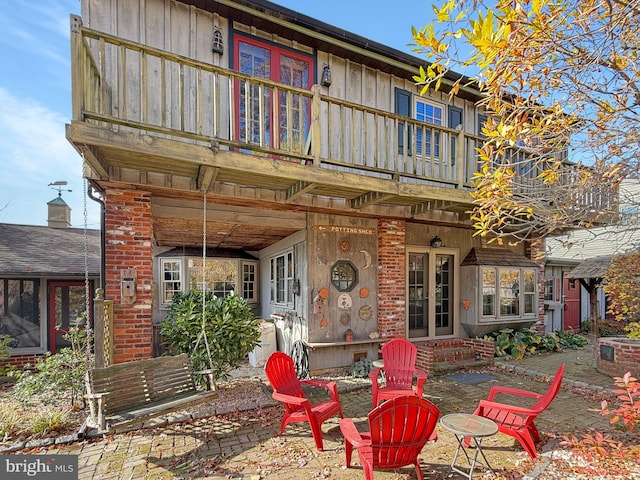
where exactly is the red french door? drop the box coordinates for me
[234,35,313,152]
[562,274,581,331]
[48,281,93,353]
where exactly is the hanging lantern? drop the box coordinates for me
[321,64,332,87]
[212,27,224,55]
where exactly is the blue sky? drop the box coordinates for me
[0,0,433,229]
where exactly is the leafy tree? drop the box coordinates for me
[412,0,639,242]
[603,252,640,324]
[160,291,261,387]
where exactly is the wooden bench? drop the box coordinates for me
[85,353,217,432]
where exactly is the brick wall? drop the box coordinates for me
[377,219,406,339]
[597,337,640,378]
[0,354,37,371]
[104,189,154,363]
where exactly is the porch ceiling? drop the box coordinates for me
[69,122,475,250]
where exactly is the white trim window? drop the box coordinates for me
[241,261,258,303]
[415,99,443,158]
[482,267,537,319]
[160,259,182,305]
[270,249,294,307]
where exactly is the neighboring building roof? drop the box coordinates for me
[0,223,100,276]
[460,248,539,267]
[547,178,640,263]
[565,255,613,280]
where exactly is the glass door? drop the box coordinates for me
[407,249,457,339]
[235,36,313,152]
[408,253,428,337]
[48,281,93,353]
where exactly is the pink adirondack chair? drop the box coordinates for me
[339,396,440,480]
[369,338,428,407]
[264,351,344,451]
[471,363,565,459]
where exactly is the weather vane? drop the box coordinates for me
[48,180,72,197]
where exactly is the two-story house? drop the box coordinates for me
[67,0,593,372]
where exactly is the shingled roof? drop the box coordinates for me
[460,248,540,267]
[565,255,613,280]
[0,223,100,276]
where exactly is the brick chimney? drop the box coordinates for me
[47,195,71,228]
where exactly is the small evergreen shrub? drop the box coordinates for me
[348,358,373,378]
[9,326,91,408]
[161,291,261,386]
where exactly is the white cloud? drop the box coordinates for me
[0,87,100,228]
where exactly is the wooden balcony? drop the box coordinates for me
[66,17,615,231]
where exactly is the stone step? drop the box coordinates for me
[432,357,494,376]
[432,346,477,363]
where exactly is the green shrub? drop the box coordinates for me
[555,330,589,349]
[160,291,261,387]
[28,406,71,436]
[348,358,373,378]
[485,328,576,359]
[9,326,91,408]
[0,399,25,437]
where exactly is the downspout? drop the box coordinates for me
[87,184,106,292]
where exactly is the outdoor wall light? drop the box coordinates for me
[321,64,332,87]
[292,278,301,296]
[430,235,443,248]
[212,27,224,54]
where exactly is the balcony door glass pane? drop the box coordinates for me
[238,41,271,146]
[408,253,428,338]
[278,55,310,152]
[435,254,454,336]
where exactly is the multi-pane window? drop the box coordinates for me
[189,259,237,297]
[161,259,182,304]
[482,269,496,316]
[523,270,536,314]
[270,250,294,307]
[235,36,313,152]
[242,262,257,303]
[160,257,257,306]
[544,278,555,302]
[415,99,442,157]
[482,268,537,318]
[0,278,40,349]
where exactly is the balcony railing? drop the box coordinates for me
[70,16,615,213]
[71,18,481,189]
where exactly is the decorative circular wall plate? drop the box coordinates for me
[359,287,369,299]
[338,293,352,309]
[339,238,352,253]
[359,305,373,320]
[340,312,351,325]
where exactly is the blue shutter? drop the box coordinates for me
[395,88,412,155]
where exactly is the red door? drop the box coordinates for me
[562,274,581,331]
[48,281,93,353]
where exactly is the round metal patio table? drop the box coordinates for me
[440,413,498,480]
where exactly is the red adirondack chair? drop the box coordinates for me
[264,351,344,451]
[369,338,428,407]
[471,363,565,459]
[339,396,440,480]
